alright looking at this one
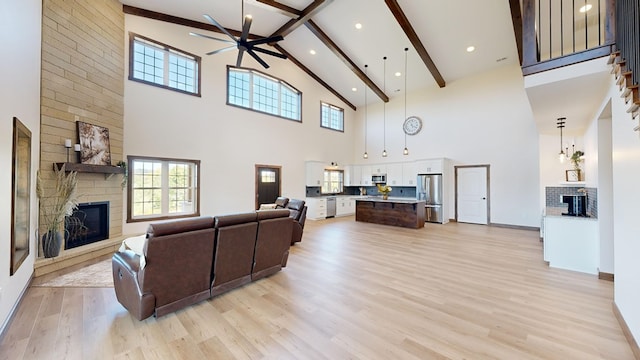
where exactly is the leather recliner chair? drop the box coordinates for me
[286,199,307,245]
[112,217,216,320]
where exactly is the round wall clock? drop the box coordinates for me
[403,116,423,135]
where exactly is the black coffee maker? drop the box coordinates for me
[562,195,587,216]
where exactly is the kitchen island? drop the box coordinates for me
[355,198,426,229]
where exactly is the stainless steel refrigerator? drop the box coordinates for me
[417,174,444,223]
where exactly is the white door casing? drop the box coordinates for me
[456,165,489,224]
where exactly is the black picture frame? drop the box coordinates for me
[77,121,112,165]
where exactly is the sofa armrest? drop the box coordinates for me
[112,251,155,320]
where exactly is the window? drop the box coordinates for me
[322,169,344,194]
[129,33,201,96]
[227,66,301,121]
[261,170,276,183]
[127,156,200,222]
[321,102,344,131]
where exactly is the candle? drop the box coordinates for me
[64,139,72,148]
[74,144,81,152]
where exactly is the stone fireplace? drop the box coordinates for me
[65,202,110,250]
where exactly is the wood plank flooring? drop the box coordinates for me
[0,217,634,359]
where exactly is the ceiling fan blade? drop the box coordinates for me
[206,45,237,56]
[236,48,246,67]
[250,46,287,59]
[240,15,252,43]
[247,35,284,47]
[189,32,235,44]
[203,14,237,42]
[247,48,270,69]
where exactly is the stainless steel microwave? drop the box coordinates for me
[372,174,387,184]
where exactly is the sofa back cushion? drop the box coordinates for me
[212,213,259,287]
[274,197,289,209]
[140,222,215,308]
[286,199,306,223]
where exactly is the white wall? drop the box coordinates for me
[597,114,613,274]
[0,0,41,332]
[611,78,640,343]
[352,65,540,227]
[123,16,356,234]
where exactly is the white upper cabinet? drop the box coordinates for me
[305,161,325,187]
[372,164,387,175]
[386,163,403,186]
[415,159,443,174]
[361,165,372,185]
[402,161,417,186]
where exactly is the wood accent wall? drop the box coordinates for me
[40,0,125,255]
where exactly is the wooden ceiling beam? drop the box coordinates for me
[269,0,333,38]
[305,19,389,102]
[384,0,446,88]
[252,0,302,18]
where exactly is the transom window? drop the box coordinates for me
[322,169,344,194]
[321,102,344,131]
[127,156,200,222]
[227,66,301,121]
[129,33,201,96]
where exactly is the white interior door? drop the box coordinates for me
[456,166,489,224]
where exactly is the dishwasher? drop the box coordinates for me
[326,197,337,218]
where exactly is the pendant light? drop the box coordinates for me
[382,56,388,157]
[403,47,409,155]
[363,64,369,159]
[557,117,566,162]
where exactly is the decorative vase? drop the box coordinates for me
[382,194,389,200]
[42,231,63,258]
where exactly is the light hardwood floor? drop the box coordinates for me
[0,216,634,359]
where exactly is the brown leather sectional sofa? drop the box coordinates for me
[111,208,297,321]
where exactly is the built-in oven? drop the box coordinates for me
[372,174,387,184]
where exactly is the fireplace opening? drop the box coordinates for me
[65,201,109,250]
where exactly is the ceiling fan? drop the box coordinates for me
[190,13,287,69]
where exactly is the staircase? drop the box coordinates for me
[608,51,640,129]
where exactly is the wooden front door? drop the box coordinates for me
[255,165,281,210]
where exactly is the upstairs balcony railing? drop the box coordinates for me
[521,0,616,75]
[616,0,639,87]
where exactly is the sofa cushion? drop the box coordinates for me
[147,216,214,237]
[215,212,258,227]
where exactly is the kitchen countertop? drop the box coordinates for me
[356,197,424,204]
[544,207,596,220]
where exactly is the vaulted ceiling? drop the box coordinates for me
[120,0,520,110]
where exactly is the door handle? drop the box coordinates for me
[482,197,486,200]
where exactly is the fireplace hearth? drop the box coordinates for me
[65,201,109,250]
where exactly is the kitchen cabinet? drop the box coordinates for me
[543,214,598,274]
[305,161,325,187]
[402,161,417,186]
[415,159,443,174]
[371,164,387,175]
[306,197,327,220]
[336,196,355,216]
[350,165,362,186]
[360,165,372,186]
[344,165,353,186]
[386,163,403,186]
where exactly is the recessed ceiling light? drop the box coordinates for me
[309,49,316,55]
[355,23,362,29]
[466,46,475,52]
[352,87,357,92]
[395,72,402,77]
[579,4,592,12]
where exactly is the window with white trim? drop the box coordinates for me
[227,66,301,121]
[127,156,200,222]
[321,169,344,194]
[321,102,344,131]
[129,33,201,96]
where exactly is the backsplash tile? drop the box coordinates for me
[545,186,598,218]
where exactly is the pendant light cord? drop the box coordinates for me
[404,48,408,150]
[383,56,387,156]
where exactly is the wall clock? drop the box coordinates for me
[403,116,422,135]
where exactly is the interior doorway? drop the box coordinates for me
[255,164,281,210]
[455,165,490,225]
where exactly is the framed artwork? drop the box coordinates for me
[565,169,581,182]
[11,117,31,275]
[77,121,111,165]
